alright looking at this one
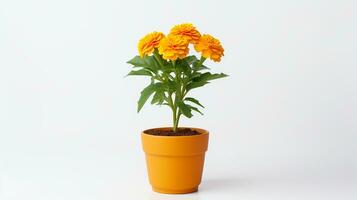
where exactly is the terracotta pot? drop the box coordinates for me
[141,127,209,194]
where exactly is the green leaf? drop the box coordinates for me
[186,81,209,91]
[127,56,146,67]
[187,72,227,91]
[177,101,193,118]
[175,58,192,76]
[207,72,228,80]
[151,90,165,105]
[143,55,160,70]
[185,97,204,108]
[182,65,192,76]
[184,55,198,65]
[127,56,159,72]
[188,105,203,115]
[192,61,210,71]
[162,80,177,93]
[193,72,228,82]
[191,72,202,79]
[162,64,175,73]
[195,65,210,71]
[126,69,153,76]
[137,83,162,112]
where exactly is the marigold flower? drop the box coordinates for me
[138,32,165,57]
[194,34,224,62]
[169,23,201,44]
[158,35,189,61]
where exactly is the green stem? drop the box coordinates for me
[172,107,177,132]
[174,112,180,131]
[172,60,180,132]
[168,93,178,132]
[173,84,187,132]
[153,51,178,132]
[153,50,165,68]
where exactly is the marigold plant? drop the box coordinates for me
[127,23,228,132]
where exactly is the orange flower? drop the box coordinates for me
[158,35,189,61]
[137,32,165,57]
[169,23,201,44]
[194,34,224,62]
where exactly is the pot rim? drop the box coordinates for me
[142,127,209,138]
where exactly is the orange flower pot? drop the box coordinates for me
[141,127,209,194]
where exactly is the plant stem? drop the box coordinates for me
[171,57,207,132]
[153,51,177,132]
[153,50,164,68]
[172,60,180,132]
[172,105,177,132]
[166,92,176,131]
[175,111,181,130]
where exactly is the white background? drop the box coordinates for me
[1,0,357,199]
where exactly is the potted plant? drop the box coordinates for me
[127,23,227,194]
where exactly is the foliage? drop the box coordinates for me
[127,51,227,132]
[127,23,228,132]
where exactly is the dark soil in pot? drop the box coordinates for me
[144,128,200,136]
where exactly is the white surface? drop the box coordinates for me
[1,0,357,199]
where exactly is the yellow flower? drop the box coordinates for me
[194,34,224,62]
[169,23,201,44]
[158,35,189,61]
[137,32,165,57]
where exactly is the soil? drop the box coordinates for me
[144,128,201,136]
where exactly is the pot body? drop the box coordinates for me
[141,127,209,194]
